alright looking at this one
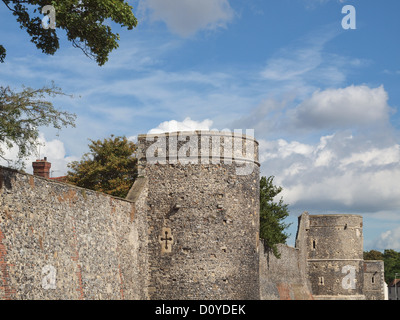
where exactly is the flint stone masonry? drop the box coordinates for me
[0,166,148,300]
[297,213,366,300]
[363,260,385,300]
[259,243,313,300]
[137,131,261,300]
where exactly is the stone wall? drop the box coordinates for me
[259,242,313,300]
[0,148,387,300]
[0,166,148,300]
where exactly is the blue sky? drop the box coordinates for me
[1,0,400,251]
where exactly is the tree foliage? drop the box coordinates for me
[364,249,400,284]
[364,249,384,261]
[260,176,291,258]
[66,135,138,198]
[1,0,138,65]
[0,83,76,168]
[0,45,5,63]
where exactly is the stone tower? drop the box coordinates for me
[136,131,260,299]
[297,212,365,300]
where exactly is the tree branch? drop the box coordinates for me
[2,0,17,13]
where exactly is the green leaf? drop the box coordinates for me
[259,176,291,258]
[2,0,138,66]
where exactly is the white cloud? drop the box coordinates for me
[374,226,400,250]
[259,139,313,162]
[340,145,400,168]
[0,133,78,176]
[139,0,234,37]
[283,163,308,177]
[261,47,322,81]
[313,135,337,167]
[147,117,214,134]
[288,85,391,130]
[259,131,400,214]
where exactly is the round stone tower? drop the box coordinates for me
[137,131,260,300]
[305,214,365,299]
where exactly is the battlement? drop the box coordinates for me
[137,131,259,176]
[308,214,363,229]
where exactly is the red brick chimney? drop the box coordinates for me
[32,157,51,179]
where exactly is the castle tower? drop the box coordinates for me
[137,131,260,299]
[297,213,365,300]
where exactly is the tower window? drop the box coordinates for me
[318,277,324,286]
[312,240,316,250]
